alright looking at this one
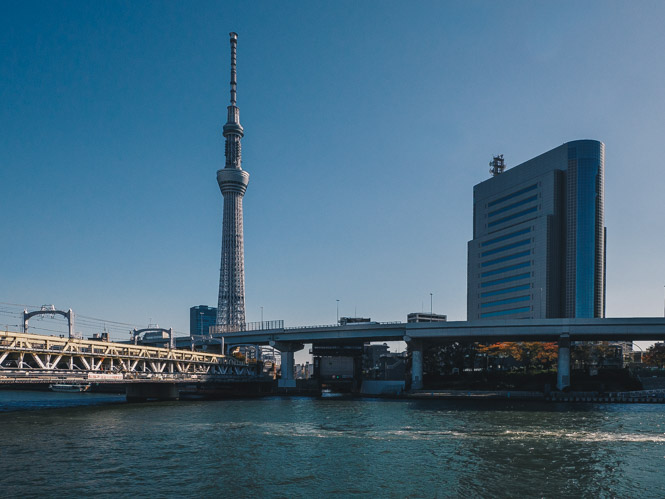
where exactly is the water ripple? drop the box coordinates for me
[1,394,665,497]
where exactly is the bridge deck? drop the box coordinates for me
[221,318,665,346]
[0,331,258,383]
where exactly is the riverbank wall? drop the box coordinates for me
[407,389,665,403]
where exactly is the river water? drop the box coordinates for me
[1,391,664,497]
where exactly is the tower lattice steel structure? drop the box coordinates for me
[216,32,249,327]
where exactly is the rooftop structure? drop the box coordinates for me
[339,317,373,326]
[407,312,448,323]
[489,154,506,177]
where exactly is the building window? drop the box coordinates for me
[481,227,531,247]
[480,306,531,318]
[481,261,531,278]
[488,195,538,218]
[487,184,538,207]
[480,250,531,267]
[480,272,530,288]
[481,238,531,257]
[481,295,530,308]
[488,206,538,228]
[480,283,531,298]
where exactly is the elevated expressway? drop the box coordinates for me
[0,331,261,400]
[221,318,665,390]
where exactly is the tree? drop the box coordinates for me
[477,342,558,372]
[643,343,665,368]
[533,342,558,370]
[424,342,477,375]
[572,342,622,369]
[572,344,592,369]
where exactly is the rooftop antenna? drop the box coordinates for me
[490,154,506,177]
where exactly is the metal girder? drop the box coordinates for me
[0,331,258,383]
[23,308,74,337]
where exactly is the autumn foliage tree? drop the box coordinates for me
[643,343,665,368]
[477,342,558,372]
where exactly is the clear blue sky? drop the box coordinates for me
[2,1,665,348]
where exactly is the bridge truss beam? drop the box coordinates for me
[0,331,257,383]
[23,308,74,338]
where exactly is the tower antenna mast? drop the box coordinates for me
[490,154,506,177]
[216,32,250,328]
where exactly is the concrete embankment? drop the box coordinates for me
[408,390,545,401]
[408,389,665,403]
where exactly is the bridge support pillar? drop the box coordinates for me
[279,351,296,388]
[557,333,571,391]
[68,309,74,338]
[126,383,179,402]
[271,342,303,389]
[410,339,424,390]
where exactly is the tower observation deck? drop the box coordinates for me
[217,32,249,327]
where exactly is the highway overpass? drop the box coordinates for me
[220,317,665,391]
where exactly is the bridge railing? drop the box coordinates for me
[284,321,403,330]
[210,320,405,335]
[210,320,284,334]
[285,323,337,330]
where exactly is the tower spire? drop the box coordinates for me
[229,31,238,106]
[222,32,243,171]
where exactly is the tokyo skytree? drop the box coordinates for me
[216,32,249,327]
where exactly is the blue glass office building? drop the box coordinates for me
[467,140,605,320]
[190,305,217,336]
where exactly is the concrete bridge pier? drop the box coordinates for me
[405,336,424,390]
[271,341,304,389]
[280,351,295,388]
[126,383,179,402]
[557,333,571,391]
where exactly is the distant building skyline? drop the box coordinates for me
[467,140,606,320]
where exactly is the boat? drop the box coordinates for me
[320,388,344,398]
[49,383,91,393]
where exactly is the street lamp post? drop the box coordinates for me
[430,293,433,316]
[261,306,264,326]
[336,299,340,324]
